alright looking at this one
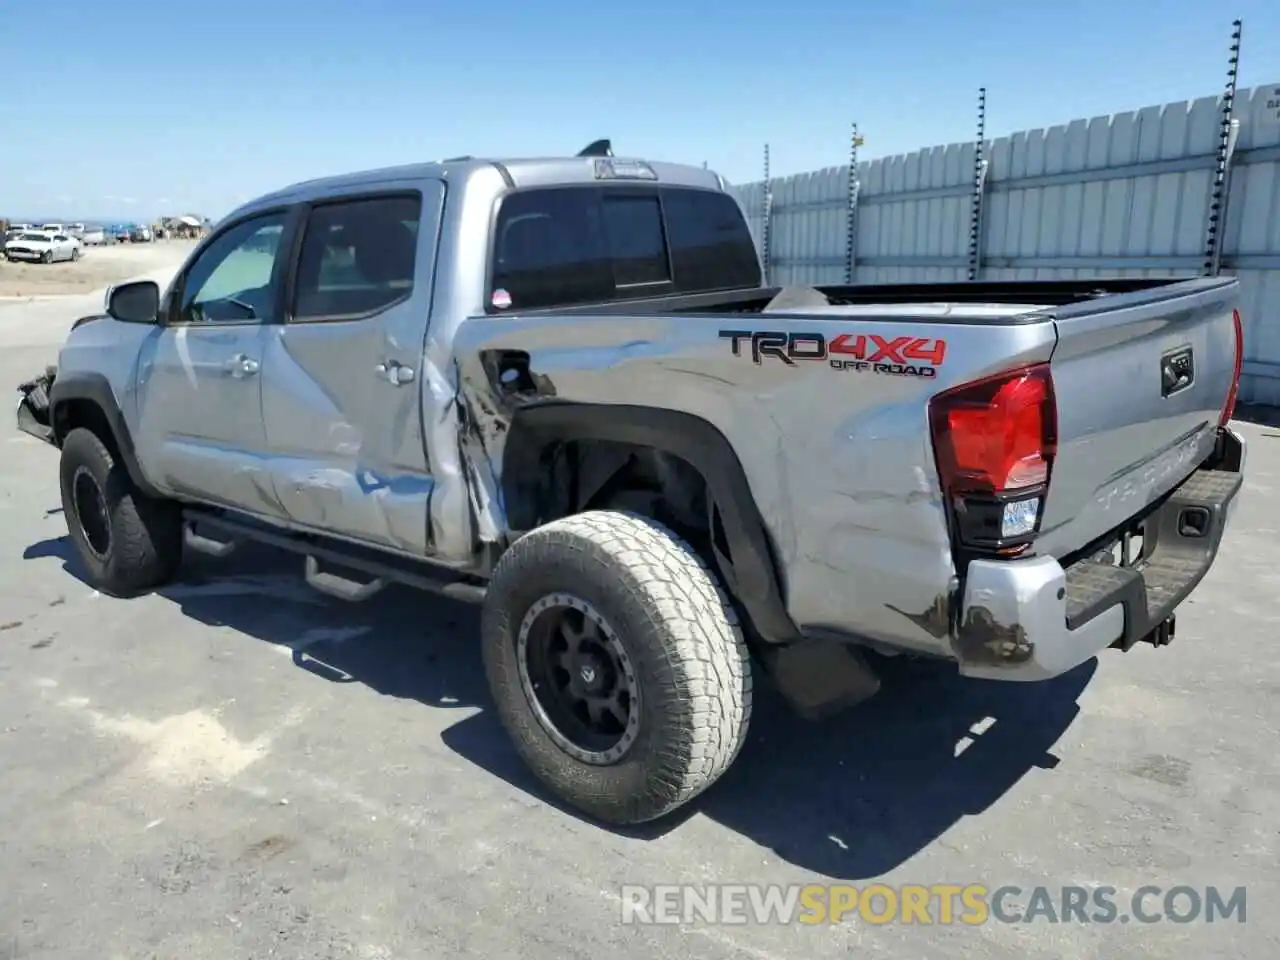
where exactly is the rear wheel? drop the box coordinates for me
[481,510,752,825]
[59,428,184,596]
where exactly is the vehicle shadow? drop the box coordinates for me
[24,533,1094,881]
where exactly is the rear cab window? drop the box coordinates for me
[292,194,422,322]
[487,185,760,312]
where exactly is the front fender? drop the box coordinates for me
[48,371,163,499]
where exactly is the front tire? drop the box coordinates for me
[59,428,184,596]
[481,510,752,825]
[41,251,52,263]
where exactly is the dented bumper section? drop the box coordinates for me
[15,367,57,445]
[954,428,1245,681]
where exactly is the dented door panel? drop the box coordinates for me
[135,323,286,513]
[260,181,446,557]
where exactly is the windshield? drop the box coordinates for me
[18,233,48,241]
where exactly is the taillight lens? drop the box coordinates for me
[929,363,1057,555]
[1220,308,1243,427]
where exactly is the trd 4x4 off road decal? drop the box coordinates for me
[718,330,947,379]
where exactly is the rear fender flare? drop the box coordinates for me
[49,372,162,499]
[501,403,801,646]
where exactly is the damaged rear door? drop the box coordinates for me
[260,183,446,555]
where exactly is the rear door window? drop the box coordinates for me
[292,194,422,321]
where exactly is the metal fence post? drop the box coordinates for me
[966,87,989,281]
[845,122,861,285]
[761,143,773,286]
[1204,19,1243,277]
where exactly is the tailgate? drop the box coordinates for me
[1036,277,1239,557]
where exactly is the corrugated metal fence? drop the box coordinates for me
[729,82,1280,405]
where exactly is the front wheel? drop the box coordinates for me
[59,428,184,596]
[40,251,52,264]
[70,247,80,261]
[481,510,753,825]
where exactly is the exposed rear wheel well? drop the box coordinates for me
[506,438,736,568]
[498,405,800,646]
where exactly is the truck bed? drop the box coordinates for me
[631,275,1241,561]
[544,277,1197,320]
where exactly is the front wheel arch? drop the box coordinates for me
[49,374,164,500]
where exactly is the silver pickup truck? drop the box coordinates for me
[15,142,1246,826]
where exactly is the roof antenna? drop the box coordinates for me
[577,139,613,157]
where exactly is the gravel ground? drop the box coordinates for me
[0,271,1277,959]
[0,240,197,298]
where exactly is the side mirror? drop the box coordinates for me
[106,280,160,324]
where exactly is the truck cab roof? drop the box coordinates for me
[226,153,727,223]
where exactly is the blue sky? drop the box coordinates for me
[3,0,1277,222]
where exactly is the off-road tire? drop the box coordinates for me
[481,510,753,825]
[59,427,183,596]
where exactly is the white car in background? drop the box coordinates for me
[4,231,82,263]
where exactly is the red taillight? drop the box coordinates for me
[1220,308,1243,427]
[929,364,1057,554]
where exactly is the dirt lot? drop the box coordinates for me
[0,240,197,298]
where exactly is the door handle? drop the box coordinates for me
[227,353,260,378]
[375,360,415,386]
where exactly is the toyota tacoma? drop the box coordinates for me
[15,141,1246,825]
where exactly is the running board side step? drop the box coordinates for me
[305,556,385,602]
[184,522,237,557]
[184,511,487,604]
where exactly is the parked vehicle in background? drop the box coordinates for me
[80,225,106,246]
[111,224,132,243]
[39,223,66,235]
[13,144,1247,826]
[130,225,153,242]
[5,231,82,263]
[67,222,87,240]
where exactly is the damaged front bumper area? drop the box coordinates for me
[954,428,1246,681]
[16,366,58,446]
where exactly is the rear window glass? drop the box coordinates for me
[662,189,762,292]
[489,186,759,311]
[600,194,670,287]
